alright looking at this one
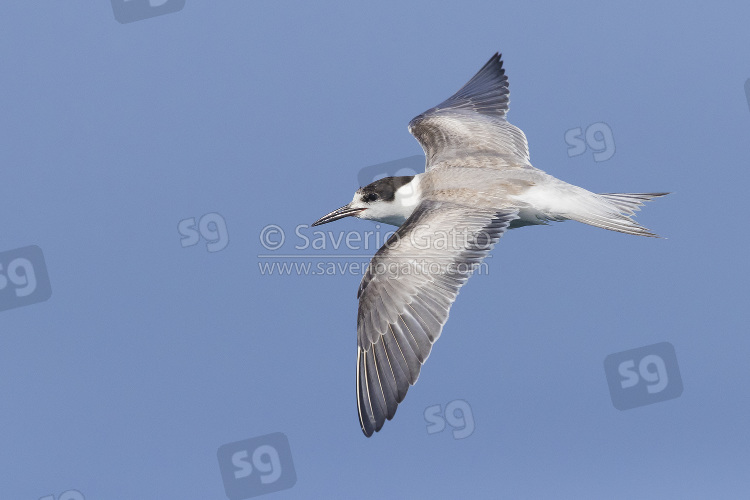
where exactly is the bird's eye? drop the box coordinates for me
[364,193,379,202]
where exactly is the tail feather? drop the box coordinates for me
[598,192,670,216]
[570,192,669,238]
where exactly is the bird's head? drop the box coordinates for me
[312,175,421,227]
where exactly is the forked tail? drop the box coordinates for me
[570,192,670,237]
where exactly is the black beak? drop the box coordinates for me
[312,205,366,226]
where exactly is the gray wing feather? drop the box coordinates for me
[408,53,532,171]
[356,201,518,436]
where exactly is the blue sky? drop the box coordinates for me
[2,1,749,499]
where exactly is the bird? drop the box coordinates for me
[312,52,668,437]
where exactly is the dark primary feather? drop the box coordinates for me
[423,52,510,119]
[356,201,519,436]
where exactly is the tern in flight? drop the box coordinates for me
[312,53,667,437]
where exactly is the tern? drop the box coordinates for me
[312,53,668,437]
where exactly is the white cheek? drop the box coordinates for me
[359,202,385,219]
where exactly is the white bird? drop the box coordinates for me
[312,53,668,437]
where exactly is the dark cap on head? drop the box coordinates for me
[358,176,415,202]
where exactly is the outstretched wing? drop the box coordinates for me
[356,200,518,436]
[408,53,532,171]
